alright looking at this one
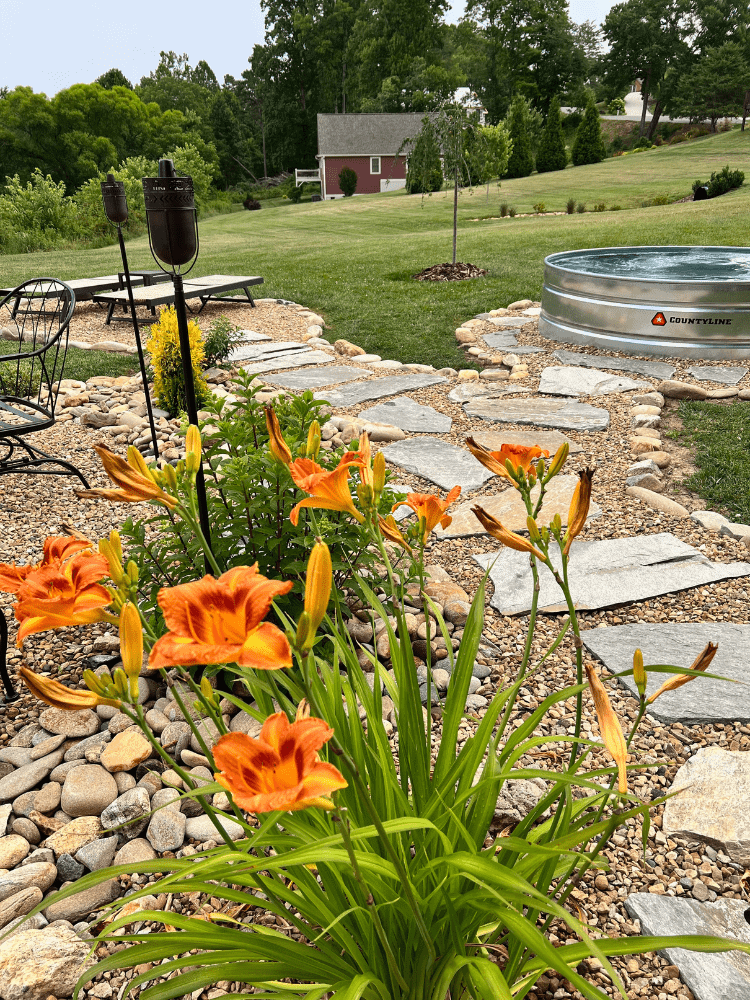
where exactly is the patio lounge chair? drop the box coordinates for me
[92,273,264,324]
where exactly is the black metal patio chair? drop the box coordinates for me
[0,278,89,487]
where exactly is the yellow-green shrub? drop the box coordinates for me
[146,306,210,417]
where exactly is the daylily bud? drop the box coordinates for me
[550,513,562,534]
[306,420,321,459]
[162,462,178,492]
[112,667,130,700]
[99,536,124,585]
[127,561,139,584]
[295,698,311,721]
[119,601,143,699]
[527,516,542,542]
[472,506,546,562]
[633,648,646,697]
[185,425,202,475]
[265,406,293,465]
[535,458,546,479]
[647,641,718,704]
[21,667,120,711]
[295,611,313,652]
[378,514,412,554]
[176,460,186,476]
[563,468,594,555]
[547,442,570,478]
[303,541,332,650]
[199,675,220,711]
[127,445,157,484]
[373,451,386,499]
[586,662,628,794]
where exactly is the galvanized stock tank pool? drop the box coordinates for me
[539,246,750,359]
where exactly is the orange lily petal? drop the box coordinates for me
[647,642,718,704]
[563,468,594,555]
[586,662,628,794]
[471,506,547,561]
[19,667,120,710]
[289,460,364,525]
[466,437,549,487]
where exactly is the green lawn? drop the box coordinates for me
[1,128,748,369]
[675,400,750,522]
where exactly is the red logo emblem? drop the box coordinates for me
[651,312,667,326]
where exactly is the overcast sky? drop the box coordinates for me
[0,0,614,97]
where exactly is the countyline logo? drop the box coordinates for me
[651,312,732,327]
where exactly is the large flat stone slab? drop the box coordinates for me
[553,349,675,380]
[262,366,370,390]
[539,366,653,397]
[464,396,609,432]
[229,340,311,363]
[475,533,750,615]
[486,317,531,329]
[358,396,451,433]
[470,428,584,455]
[624,893,750,1000]
[381,437,494,493]
[236,330,272,343]
[483,332,519,350]
[687,365,749,385]
[434,475,602,538]
[581,622,750,724]
[239,350,335,375]
[315,373,447,407]
[448,384,530,403]
[662,747,750,865]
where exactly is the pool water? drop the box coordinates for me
[552,247,750,282]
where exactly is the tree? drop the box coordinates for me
[405,116,443,192]
[96,68,133,90]
[571,97,606,165]
[535,95,567,172]
[505,95,534,178]
[338,166,357,195]
[668,42,750,130]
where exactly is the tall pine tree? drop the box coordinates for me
[505,94,534,178]
[571,97,606,165]
[535,95,567,172]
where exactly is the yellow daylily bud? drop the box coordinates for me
[527,516,542,542]
[547,442,570,478]
[633,648,646,697]
[295,699,311,721]
[127,561,139,584]
[176,460,186,476]
[585,662,628,794]
[112,667,130,700]
[185,424,202,473]
[303,541,332,650]
[472,506,547,562]
[199,675,220,711]
[535,458,546,478]
[20,667,120,711]
[119,602,143,699]
[127,445,157,484]
[647,642,718,704]
[306,420,321,459]
[373,451,386,498]
[563,468,594,555]
[264,406,293,466]
[162,462,178,492]
[99,537,124,585]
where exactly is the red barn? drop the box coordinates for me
[316,113,433,199]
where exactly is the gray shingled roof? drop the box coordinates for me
[317,113,436,156]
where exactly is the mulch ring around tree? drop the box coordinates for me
[411,262,489,281]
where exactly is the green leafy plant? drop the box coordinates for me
[405,118,444,194]
[535,96,567,173]
[287,184,304,203]
[532,201,546,214]
[566,197,576,214]
[500,201,509,217]
[338,167,358,197]
[505,94,535,178]
[576,202,586,213]
[607,97,626,115]
[571,98,606,166]
[145,306,210,418]
[508,205,517,217]
[593,202,606,212]
[202,314,243,368]
[707,165,745,198]
[610,204,622,211]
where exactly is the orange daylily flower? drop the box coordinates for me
[19,667,120,710]
[0,535,93,594]
[378,514,413,554]
[289,457,364,525]
[471,506,547,561]
[13,551,111,646]
[264,407,293,466]
[395,486,461,544]
[585,662,628,794]
[466,437,549,487]
[149,565,293,670]
[213,712,348,813]
[647,641,718,704]
[562,468,594,555]
[76,445,177,508]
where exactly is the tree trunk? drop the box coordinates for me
[453,165,458,265]
[261,112,268,180]
[639,76,650,137]
[647,100,663,140]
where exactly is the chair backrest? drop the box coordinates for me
[0,278,75,414]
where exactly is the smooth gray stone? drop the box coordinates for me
[0,751,67,804]
[382,437,494,493]
[483,332,519,350]
[539,366,652,397]
[511,345,547,355]
[238,350,334,375]
[582,622,750,723]
[553,349,675,380]
[262,365,370,390]
[229,340,309,363]
[358,396,452,433]
[623,893,750,1000]
[464,395,609,432]
[687,365,749,385]
[475,533,750,616]
[315,373,447,407]
[448,383,530,403]
[236,330,271,343]
[486,317,530,328]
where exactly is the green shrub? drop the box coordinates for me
[532,201,546,214]
[610,204,622,211]
[707,165,745,198]
[571,98,606,166]
[202,315,243,368]
[338,167,358,197]
[634,136,653,150]
[576,202,586,213]
[607,97,626,114]
[500,202,509,217]
[508,205,517,217]
[0,170,80,254]
[146,306,210,418]
[593,202,606,212]
[535,96,568,173]
[505,95,534,178]
[287,185,303,203]
[566,197,576,214]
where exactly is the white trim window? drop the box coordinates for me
[370,156,381,175]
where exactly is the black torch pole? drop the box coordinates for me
[171,272,212,560]
[115,226,160,460]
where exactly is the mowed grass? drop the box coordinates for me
[676,400,750,522]
[1,128,748,369]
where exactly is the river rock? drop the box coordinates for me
[656,380,709,400]
[184,815,245,842]
[43,816,102,857]
[60,765,118,817]
[56,853,85,882]
[43,878,121,923]
[100,731,152,773]
[113,838,157,866]
[100,787,150,839]
[0,925,94,1000]
[75,835,118,872]
[0,750,67,803]
[38,709,99,738]
[625,486,690,518]
[146,809,186,852]
[63,731,111,761]
[0,835,30,869]
[0,886,43,929]
[0,863,56,902]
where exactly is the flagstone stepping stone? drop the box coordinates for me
[358,396,451,433]
[539,366,653,397]
[510,345,547,355]
[236,330,272,342]
[261,366,371,390]
[687,365,749,385]
[315,373,447,407]
[238,350,336,375]
[475,533,750,616]
[448,384,530,403]
[582,622,750,724]
[552,349,675,380]
[229,340,311,362]
[464,396,610,432]
[381,437,494,492]
[624,894,750,1000]
[487,317,532,328]
[470,428,584,455]
[433,475,602,538]
[662,746,750,865]
[483,332,520,350]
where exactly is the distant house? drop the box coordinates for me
[316,113,434,199]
